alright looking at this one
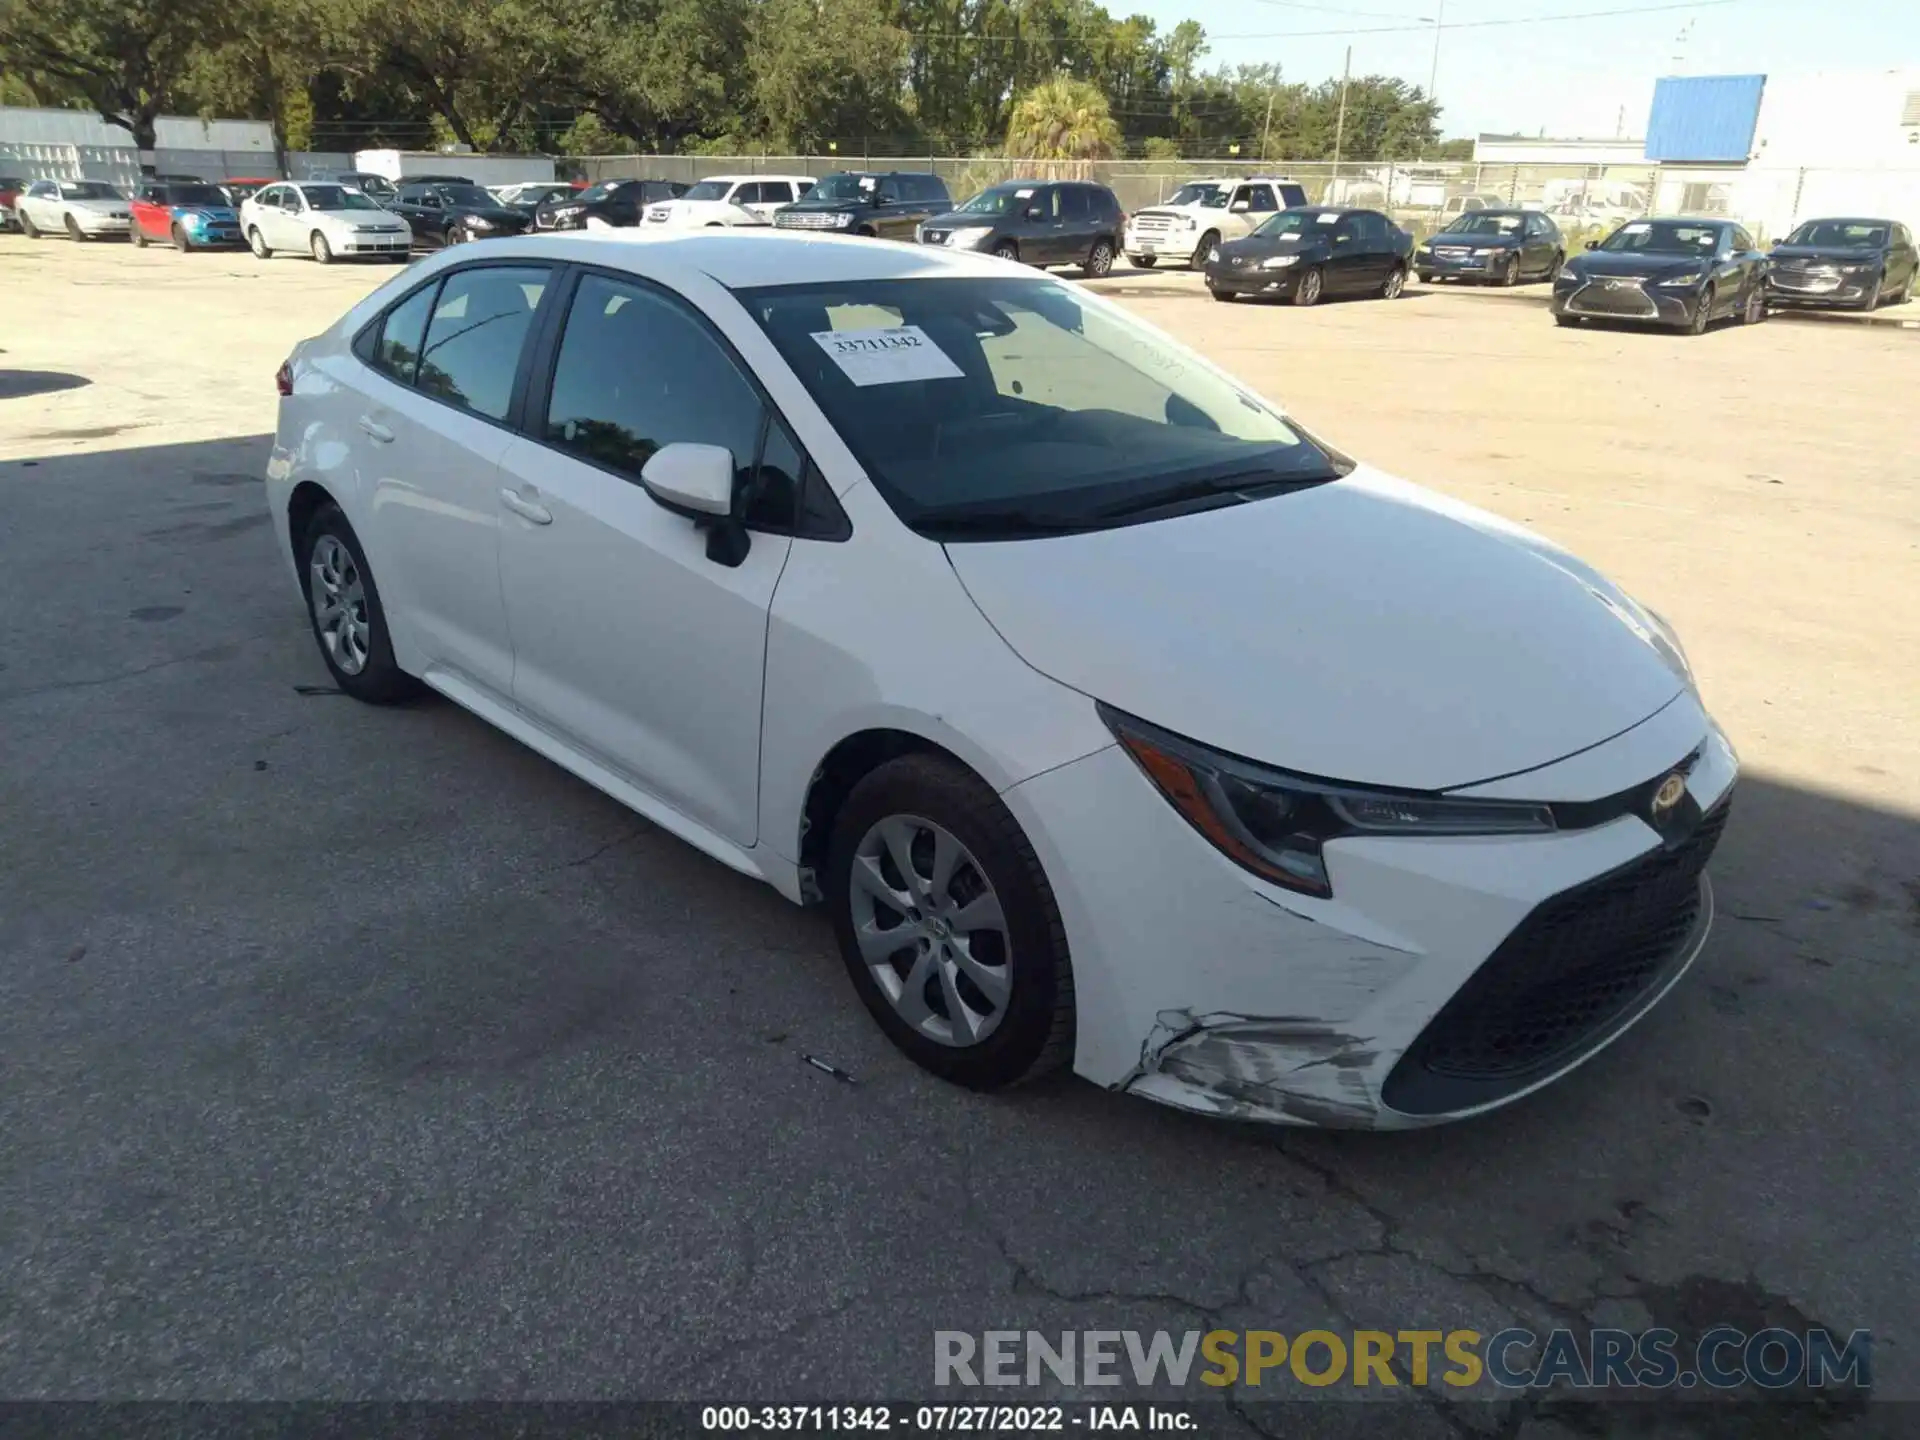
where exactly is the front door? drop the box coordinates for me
[269,189,306,250]
[495,269,793,845]
[351,264,552,698]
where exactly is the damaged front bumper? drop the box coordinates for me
[1002,696,1738,1129]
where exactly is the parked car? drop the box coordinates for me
[388,181,531,248]
[916,180,1124,276]
[1766,217,1917,311]
[489,181,583,214]
[241,182,413,263]
[533,178,688,231]
[1123,177,1309,269]
[643,175,816,230]
[129,180,245,251]
[1437,192,1508,221]
[770,171,951,239]
[0,176,25,231]
[267,230,1737,1128]
[219,177,280,206]
[1205,206,1413,305]
[1552,217,1769,334]
[14,179,131,241]
[309,171,399,202]
[1415,209,1564,286]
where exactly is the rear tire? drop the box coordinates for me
[826,754,1074,1091]
[1082,237,1115,278]
[297,502,421,705]
[1210,288,1236,302]
[1380,265,1406,299]
[1741,285,1767,325]
[1193,230,1220,269]
[1545,251,1565,283]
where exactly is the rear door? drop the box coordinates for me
[1322,211,1372,292]
[1895,225,1918,293]
[494,267,796,845]
[1056,185,1097,263]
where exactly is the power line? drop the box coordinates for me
[1214,0,1743,40]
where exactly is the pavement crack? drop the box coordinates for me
[0,632,272,703]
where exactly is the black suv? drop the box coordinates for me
[534,178,688,231]
[389,182,530,248]
[918,180,1125,276]
[772,172,951,240]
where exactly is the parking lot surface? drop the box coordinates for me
[3,236,1917,1428]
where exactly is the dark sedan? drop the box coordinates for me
[1415,209,1564,285]
[533,178,687,231]
[1766,217,1916,311]
[388,182,531,248]
[1204,206,1413,305]
[1551,218,1769,335]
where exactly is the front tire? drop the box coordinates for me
[1193,231,1219,269]
[1082,237,1115,278]
[826,754,1074,1091]
[19,211,40,239]
[171,223,191,252]
[310,230,333,264]
[1293,265,1324,306]
[992,239,1019,261]
[1502,253,1521,286]
[1379,265,1406,299]
[1858,274,1882,311]
[248,227,271,259]
[298,503,420,704]
[1741,285,1767,325]
[131,224,148,249]
[64,214,86,242]
[1210,287,1236,303]
[1545,251,1565,283]
[1687,287,1713,335]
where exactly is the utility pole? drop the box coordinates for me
[1428,0,1444,106]
[1260,87,1276,162]
[1332,46,1352,174]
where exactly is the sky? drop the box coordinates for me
[1123,0,1918,141]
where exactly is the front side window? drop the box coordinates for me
[435,185,495,208]
[416,266,549,420]
[544,274,765,493]
[956,186,1029,216]
[682,180,732,202]
[810,174,876,202]
[1166,183,1228,209]
[740,276,1336,539]
[1732,227,1756,252]
[1058,186,1090,220]
[170,184,229,207]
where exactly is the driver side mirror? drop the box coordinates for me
[639,442,751,565]
[1026,206,1045,222]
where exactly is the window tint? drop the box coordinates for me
[1058,186,1089,221]
[417,266,548,420]
[372,283,438,385]
[750,418,805,531]
[766,181,796,204]
[1356,213,1389,244]
[544,273,765,491]
[1732,226,1755,252]
[1245,184,1278,211]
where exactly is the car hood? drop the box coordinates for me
[177,206,238,222]
[780,197,871,215]
[447,205,524,225]
[1770,243,1881,263]
[1216,233,1331,261]
[1132,206,1219,220]
[923,209,1006,229]
[1569,251,1711,280]
[943,464,1686,791]
[65,198,127,214]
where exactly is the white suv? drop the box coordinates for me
[1124,177,1308,268]
[643,175,816,230]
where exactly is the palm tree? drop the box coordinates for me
[1004,73,1122,178]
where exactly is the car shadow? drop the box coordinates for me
[0,369,91,400]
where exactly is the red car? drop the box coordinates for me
[0,176,26,231]
[129,180,245,250]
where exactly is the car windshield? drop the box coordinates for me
[811,174,879,202]
[1443,212,1526,236]
[682,181,733,202]
[169,184,230,207]
[739,276,1337,539]
[572,182,617,204]
[1252,208,1341,239]
[60,182,123,200]
[1598,220,1719,255]
[1785,220,1887,248]
[955,186,1033,216]
[435,185,495,208]
[302,186,379,211]
[1166,183,1229,209]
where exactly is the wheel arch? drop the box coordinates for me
[796,728,984,904]
[287,479,338,557]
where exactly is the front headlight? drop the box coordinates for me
[1258,254,1300,269]
[947,226,993,249]
[1656,270,1706,287]
[1101,705,1554,899]
[1416,244,1432,255]
[1175,215,1196,230]
[464,215,495,231]
[833,212,856,228]
[1471,246,1500,255]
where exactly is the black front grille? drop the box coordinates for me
[1384,801,1730,1115]
[1569,280,1657,316]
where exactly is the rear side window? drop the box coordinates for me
[1244,184,1278,212]
[1058,187,1089,221]
[1277,184,1307,208]
[416,265,549,420]
[371,283,437,384]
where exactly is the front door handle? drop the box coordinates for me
[499,488,552,525]
[358,416,394,444]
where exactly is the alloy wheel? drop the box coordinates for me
[310,231,332,264]
[1295,266,1323,306]
[847,815,1012,1048]
[1504,254,1520,286]
[1085,240,1114,277]
[249,228,269,258]
[308,535,371,676]
[993,240,1019,261]
[1382,267,1405,299]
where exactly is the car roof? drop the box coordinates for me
[696,174,815,184]
[1796,215,1895,226]
[437,229,1014,289]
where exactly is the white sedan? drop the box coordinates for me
[642,175,815,231]
[15,179,132,240]
[266,231,1737,1129]
[240,181,412,262]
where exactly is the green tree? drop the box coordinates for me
[747,0,908,151]
[0,0,243,157]
[1005,72,1120,165]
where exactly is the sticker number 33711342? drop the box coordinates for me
[810,326,966,387]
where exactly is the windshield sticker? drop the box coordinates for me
[1621,222,1650,234]
[812,326,965,387]
[1316,212,1340,223]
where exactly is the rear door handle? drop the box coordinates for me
[358,416,394,444]
[499,488,552,525]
